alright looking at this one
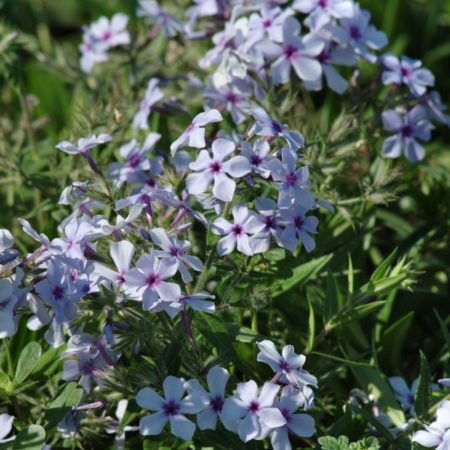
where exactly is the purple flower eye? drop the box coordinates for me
[317,50,331,65]
[401,125,414,137]
[209,161,223,174]
[279,359,292,372]
[162,400,181,417]
[401,67,412,78]
[232,224,244,236]
[128,154,141,168]
[262,18,273,28]
[81,360,95,375]
[283,45,298,60]
[265,215,277,229]
[294,216,304,229]
[210,395,224,413]
[318,0,329,7]
[350,25,362,40]
[247,401,260,415]
[225,92,239,104]
[146,273,160,288]
[101,29,113,41]
[251,155,262,166]
[285,172,297,186]
[52,285,65,300]
[169,247,183,258]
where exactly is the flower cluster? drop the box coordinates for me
[136,341,316,448]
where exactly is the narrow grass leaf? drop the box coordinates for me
[414,350,432,417]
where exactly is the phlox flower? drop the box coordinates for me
[108,133,162,188]
[241,138,273,179]
[186,138,250,202]
[380,53,435,97]
[261,17,324,86]
[87,14,130,48]
[136,376,205,441]
[0,229,18,266]
[251,198,285,254]
[0,414,15,443]
[149,227,203,282]
[133,79,164,130]
[162,291,215,318]
[170,109,223,156]
[338,4,388,63]
[422,91,450,127]
[52,218,95,261]
[267,147,313,209]
[137,0,184,37]
[269,386,315,450]
[250,107,305,151]
[412,401,450,449]
[257,340,318,388]
[293,0,354,30]
[124,253,180,311]
[381,105,435,162]
[389,376,439,416]
[56,134,112,176]
[279,203,319,253]
[211,203,265,256]
[185,366,235,431]
[222,380,286,442]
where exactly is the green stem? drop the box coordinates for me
[194,247,216,293]
[4,339,14,377]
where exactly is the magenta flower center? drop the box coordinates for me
[52,285,64,300]
[265,215,278,229]
[128,154,141,168]
[169,247,183,258]
[225,91,239,104]
[251,155,262,166]
[116,272,125,285]
[232,224,244,236]
[146,178,157,188]
[82,360,95,375]
[209,161,223,174]
[280,408,292,422]
[187,122,196,132]
[163,400,181,417]
[210,395,225,413]
[317,50,331,65]
[401,125,414,138]
[408,393,415,405]
[146,273,160,288]
[350,25,362,40]
[101,30,112,41]
[271,120,284,133]
[294,216,304,229]
[263,18,273,28]
[283,44,299,60]
[248,401,260,415]
[401,67,412,78]
[318,0,329,7]
[286,172,297,186]
[279,359,292,372]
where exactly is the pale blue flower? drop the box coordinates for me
[133,79,164,130]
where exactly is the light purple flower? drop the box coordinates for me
[149,227,203,282]
[88,14,130,48]
[293,0,354,30]
[279,203,319,253]
[250,107,305,151]
[241,138,273,179]
[0,414,15,443]
[380,53,435,97]
[338,4,388,63]
[185,366,234,431]
[412,401,450,449]
[250,198,285,254]
[262,17,324,85]
[136,376,205,441]
[162,291,215,318]
[267,148,313,209]
[211,203,265,256]
[133,79,164,130]
[270,386,315,449]
[257,340,318,388]
[222,380,286,442]
[186,138,250,202]
[381,105,435,162]
[0,229,18,266]
[137,0,184,37]
[124,253,180,311]
[422,91,450,127]
[170,109,223,156]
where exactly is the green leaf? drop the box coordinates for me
[310,351,372,367]
[14,342,41,384]
[224,323,265,343]
[324,270,343,322]
[434,309,450,355]
[306,297,315,352]
[369,248,398,283]
[414,350,432,417]
[12,425,45,450]
[378,311,414,371]
[329,301,385,330]
[272,253,333,297]
[349,404,394,443]
[44,382,83,429]
[318,435,349,450]
[347,253,354,297]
